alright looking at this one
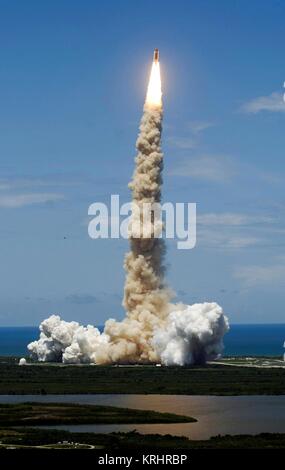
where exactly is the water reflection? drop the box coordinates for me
[1,394,284,439]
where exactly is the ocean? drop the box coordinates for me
[0,324,284,357]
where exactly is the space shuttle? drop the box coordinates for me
[153,48,159,63]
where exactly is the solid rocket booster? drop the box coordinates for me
[153,48,159,63]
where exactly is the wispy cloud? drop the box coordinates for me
[167,120,214,150]
[66,293,98,305]
[240,92,285,114]
[170,154,236,182]
[167,136,196,150]
[224,236,261,249]
[187,120,215,134]
[196,212,279,250]
[0,176,83,190]
[0,193,64,208]
[198,229,261,250]
[234,260,285,286]
[198,213,275,226]
[0,183,11,191]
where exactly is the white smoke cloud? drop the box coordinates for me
[28,315,108,363]
[28,303,229,366]
[28,315,79,362]
[153,302,229,366]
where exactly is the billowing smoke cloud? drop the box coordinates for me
[28,302,229,366]
[28,58,229,366]
[153,303,229,366]
[28,315,109,363]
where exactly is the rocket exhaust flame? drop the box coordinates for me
[146,49,162,107]
[28,50,230,366]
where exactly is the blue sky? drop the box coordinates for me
[0,0,284,325]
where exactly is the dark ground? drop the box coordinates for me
[1,427,285,449]
[1,358,284,449]
[0,358,284,395]
[0,402,196,426]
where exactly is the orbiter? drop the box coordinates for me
[153,48,159,63]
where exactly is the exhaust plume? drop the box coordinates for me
[153,303,229,366]
[105,65,170,363]
[28,51,229,365]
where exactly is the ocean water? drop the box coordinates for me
[224,324,285,356]
[0,327,39,356]
[0,324,284,357]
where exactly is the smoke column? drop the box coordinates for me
[28,51,229,365]
[86,58,171,364]
[115,59,171,362]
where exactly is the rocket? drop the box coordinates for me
[153,48,159,63]
[146,48,162,106]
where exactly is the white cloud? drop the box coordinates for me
[187,121,214,134]
[198,213,275,226]
[225,237,260,249]
[0,176,81,189]
[240,92,285,114]
[0,193,64,208]
[170,155,236,182]
[234,262,285,286]
[66,294,98,305]
[167,136,196,150]
[198,229,261,250]
[196,212,277,250]
[0,183,11,191]
[167,120,214,150]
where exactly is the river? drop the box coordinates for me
[1,394,284,439]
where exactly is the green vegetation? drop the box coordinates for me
[0,427,285,449]
[0,402,196,426]
[0,359,284,395]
